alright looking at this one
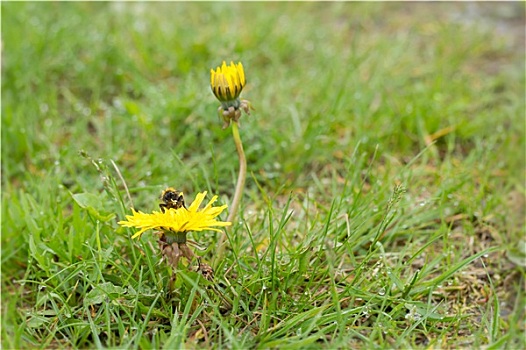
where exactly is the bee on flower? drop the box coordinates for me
[119,190,230,288]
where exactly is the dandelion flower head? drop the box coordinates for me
[119,192,231,239]
[210,61,246,103]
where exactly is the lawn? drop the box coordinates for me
[2,2,525,349]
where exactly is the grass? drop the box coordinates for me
[2,2,525,349]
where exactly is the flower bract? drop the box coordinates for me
[119,192,231,239]
[210,61,246,103]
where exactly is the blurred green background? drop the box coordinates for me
[2,2,524,349]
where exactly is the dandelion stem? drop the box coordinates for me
[218,121,246,256]
[227,121,247,224]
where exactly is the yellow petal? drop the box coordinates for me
[188,191,207,212]
[237,62,245,86]
[203,195,218,211]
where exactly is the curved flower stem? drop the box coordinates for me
[218,121,246,257]
[227,121,247,224]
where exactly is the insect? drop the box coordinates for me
[159,187,186,212]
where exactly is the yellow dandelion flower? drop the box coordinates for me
[118,192,231,239]
[210,60,253,128]
[210,61,246,103]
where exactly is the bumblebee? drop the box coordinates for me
[159,187,186,212]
